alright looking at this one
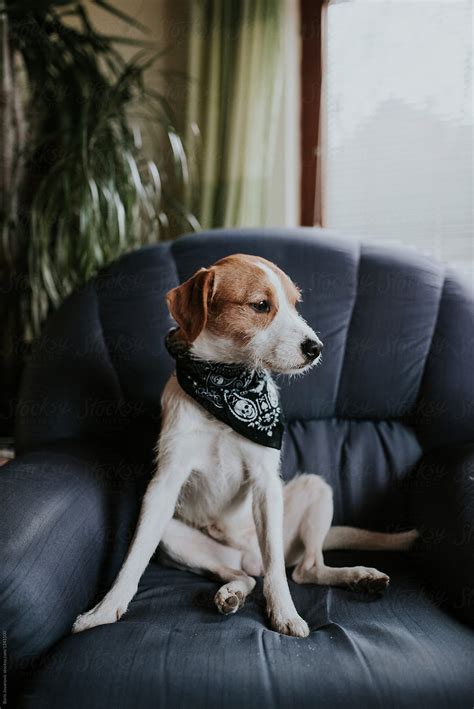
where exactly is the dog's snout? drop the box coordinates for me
[301,338,322,361]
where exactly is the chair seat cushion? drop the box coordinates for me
[19,552,474,709]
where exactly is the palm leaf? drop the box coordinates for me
[1,0,199,338]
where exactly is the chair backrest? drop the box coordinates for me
[17,228,474,527]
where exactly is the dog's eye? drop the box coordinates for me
[251,300,270,313]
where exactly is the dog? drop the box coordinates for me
[72,253,417,638]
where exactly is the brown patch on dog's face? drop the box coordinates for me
[205,254,283,343]
[167,254,311,369]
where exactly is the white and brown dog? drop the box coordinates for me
[73,254,416,638]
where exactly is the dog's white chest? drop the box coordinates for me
[175,426,249,528]
[161,375,279,530]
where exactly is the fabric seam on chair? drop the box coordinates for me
[333,241,362,416]
[412,270,446,411]
[170,245,183,287]
[169,239,194,284]
[285,415,413,426]
[93,279,127,407]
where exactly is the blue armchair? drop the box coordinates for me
[2,229,473,708]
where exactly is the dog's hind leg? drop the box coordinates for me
[284,475,390,593]
[161,518,256,615]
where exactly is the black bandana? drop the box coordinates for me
[165,329,284,449]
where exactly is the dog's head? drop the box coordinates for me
[166,254,323,374]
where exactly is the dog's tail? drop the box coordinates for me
[323,526,418,552]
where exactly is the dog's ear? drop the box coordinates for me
[166,268,215,342]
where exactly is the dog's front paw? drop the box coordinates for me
[214,587,245,615]
[72,602,127,634]
[270,612,310,638]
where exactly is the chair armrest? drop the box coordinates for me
[409,443,474,625]
[0,440,141,663]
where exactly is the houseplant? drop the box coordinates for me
[0,0,198,434]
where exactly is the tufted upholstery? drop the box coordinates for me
[3,229,474,708]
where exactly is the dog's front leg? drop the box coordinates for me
[72,446,192,633]
[251,464,310,638]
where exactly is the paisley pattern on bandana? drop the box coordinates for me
[165,329,284,449]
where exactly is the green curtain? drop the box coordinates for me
[187,0,291,229]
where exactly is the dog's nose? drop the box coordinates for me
[301,338,322,361]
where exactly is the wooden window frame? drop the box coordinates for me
[300,0,325,226]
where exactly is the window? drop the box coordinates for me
[320,0,473,283]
